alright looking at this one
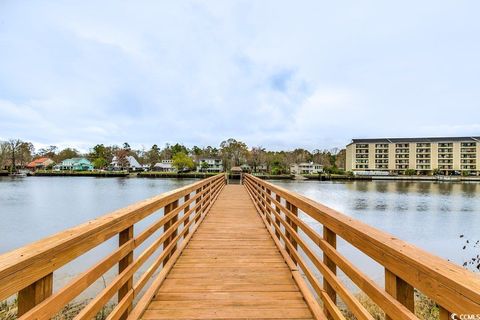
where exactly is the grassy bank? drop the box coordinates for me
[34,170,129,177]
[303,174,370,180]
[138,172,219,178]
[251,174,293,180]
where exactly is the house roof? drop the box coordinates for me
[231,166,243,172]
[154,162,173,168]
[111,155,142,168]
[26,157,52,167]
[348,136,480,145]
[59,158,92,165]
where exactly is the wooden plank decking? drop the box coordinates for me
[142,185,314,320]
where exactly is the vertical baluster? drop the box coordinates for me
[323,226,337,319]
[118,225,134,319]
[183,194,190,237]
[17,273,53,316]
[385,268,414,320]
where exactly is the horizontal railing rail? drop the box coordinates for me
[0,173,226,320]
[244,173,480,320]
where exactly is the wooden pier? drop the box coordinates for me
[0,173,479,320]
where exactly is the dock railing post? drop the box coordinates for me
[118,225,134,319]
[266,189,272,226]
[274,194,281,240]
[285,201,298,265]
[195,187,202,223]
[385,268,415,320]
[163,200,179,266]
[17,273,53,316]
[323,226,337,319]
[183,194,190,238]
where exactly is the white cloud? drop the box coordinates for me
[0,1,479,151]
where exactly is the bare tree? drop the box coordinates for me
[249,146,266,172]
[0,142,9,170]
[220,138,248,169]
[8,139,22,172]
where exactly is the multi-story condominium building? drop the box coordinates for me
[346,137,480,175]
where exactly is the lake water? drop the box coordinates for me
[0,176,479,294]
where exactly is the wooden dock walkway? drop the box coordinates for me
[1,173,479,320]
[144,185,314,319]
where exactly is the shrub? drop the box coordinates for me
[404,169,416,176]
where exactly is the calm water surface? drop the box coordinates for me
[270,179,480,284]
[0,177,478,291]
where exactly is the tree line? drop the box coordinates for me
[0,138,346,174]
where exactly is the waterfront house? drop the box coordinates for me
[153,159,176,172]
[197,158,223,173]
[290,162,323,175]
[110,155,143,171]
[242,163,268,173]
[53,158,94,171]
[26,157,54,171]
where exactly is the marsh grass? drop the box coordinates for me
[0,298,115,320]
[340,290,440,320]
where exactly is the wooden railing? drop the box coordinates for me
[0,173,226,320]
[244,174,480,320]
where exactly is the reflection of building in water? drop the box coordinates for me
[461,182,479,195]
[346,136,480,175]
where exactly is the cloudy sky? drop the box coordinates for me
[1,1,479,152]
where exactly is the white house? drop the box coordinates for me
[197,158,223,173]
[290,162,323,175]
[110,155,143,171]
[153,159,176,172]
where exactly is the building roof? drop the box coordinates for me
[348,136,480,145]
[26,157,53,168]
[231,166,243,172]
[111,155,142,168]
[154,162,173,169]
[300,162,322,166]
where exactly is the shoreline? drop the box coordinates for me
[3,171,480,182]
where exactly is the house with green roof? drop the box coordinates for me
[53,158,94,171]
